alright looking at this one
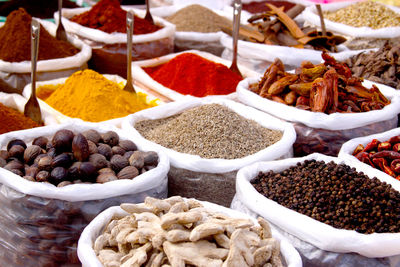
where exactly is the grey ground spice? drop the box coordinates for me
[167,4,232,33]
[135,104,283,159]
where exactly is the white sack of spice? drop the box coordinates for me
[121,97,296,173]
[232,153,400,259]
[77,196,303,267]
[303,2,400,38]
[0,92,58,125]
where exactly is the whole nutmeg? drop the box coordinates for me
[83,129,102,144]
[57,181,72,187]
[102,131,119,146]
[88,140,98,155]
[51,153,72,168]
[38,156,53,171]
[52,129,74,152]
[72,133,89,162]
[80,162,97,181]
[25,166,38,178]
[96,172,117,183]
[50,167,68,185]
[0,157,6,168]
[89,153,108,170]
[8,145,25,159]
[129,151,144,169]
[98,168,115,175]
[32,136,48,149]
[68,162,81,180]
[23,175,35,181]
[112,146,125,156]
[24,145,42,164]
[97,143,113,159]
[117,166,139,180]
[110,154,128,172]
[123,151,134,160]
[4,160,24,171]
[10,168,23,176]
[0,150,9,160]
[47,147,57,158]
[34,153,49,165]
[143,151,159,166]
[7,139,27,151]
[36,170,50,182]
[119,140,137,151]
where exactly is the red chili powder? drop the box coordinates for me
[143,53,243,97]
[70,0,161,34]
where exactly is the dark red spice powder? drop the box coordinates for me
[70,0,161,34]
[143,53,243,97]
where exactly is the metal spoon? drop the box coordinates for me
[122,11,136,93]
[229,0,243,78]
[316,4,327,36]
[24,19,42,124]
[144,0,154,24]
[56,0,68,41]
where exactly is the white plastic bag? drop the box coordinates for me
[22,74,163,127]
[302,2,400,38]
[131,49,260,101]
[0,20,91,92]
[121,97,296,206]
[57,7,175,77]
[232,153,400,264]
[0,92,58,126]
[77,199,303,267]
[0,120,169,266]
[237,76,400,156]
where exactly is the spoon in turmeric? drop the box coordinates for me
[122,11,136,94]
[229,0,243,78]
[24,19,42,124]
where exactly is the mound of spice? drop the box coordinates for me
[135,104,282,159]
[252,159,400,234]
[344,40,400,89]
[143,53,243,97]
[40,69,158,122]
[167,4,231,33]
[0,102,40,134]
[252,51,391,114]
[323,1,400,29]
[70,0,161,34]
[0,0,78,19]
[0,8,79,62]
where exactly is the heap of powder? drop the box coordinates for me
[0,102,40,134]
[143,53,243,97]
[135,104,283,159]
[0,8,79,62]
[70,0,161,34]
[42,69,158,122]
[167,4,232,33]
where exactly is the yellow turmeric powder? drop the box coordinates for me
[41,69,158,122]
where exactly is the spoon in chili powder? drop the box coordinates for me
[24,19,43,124]
[145,0,154,24]
[56,0,68,42]
[123,11,136,94]
[229,0,243,78]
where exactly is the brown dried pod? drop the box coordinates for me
[38,156,53,171]
[0,157,6,168]
[117,166,139,180]
[57,181,72,187]
[8,145,25,159]
[129,151,144,169]
[4,160,24,171]
[143,151,159,166]
[112,146,125,156]
[39,226,58,239]
[88,140,98,155]
[96,172,118,183]
[119,140,137,151]
[67,245,80,264]
[25,166,39,178]
[38,239,54,251]
[72,133,89,162]
[32,136,49,149]
[38,256,58,267]
[52,129,74,152]
[82,129,102,144]
[51,153,72,168]
[36,171,50,182]
[0,150,9,160]
[110,154,128,172]
[102,131,119,146]
[89,153,108,170]
[24,145,42,164]
[50,167,68,185]
[49,245,67,262]
[7,139,27,151]
[97,143,113,159]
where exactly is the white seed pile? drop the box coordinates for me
[135,104,283,159]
